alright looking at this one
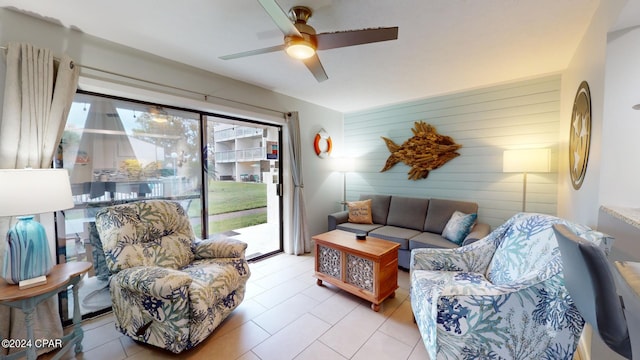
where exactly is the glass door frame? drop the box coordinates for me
[200,114,283,260]
[56,90,283,324]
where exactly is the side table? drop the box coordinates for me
[0,262,92,360]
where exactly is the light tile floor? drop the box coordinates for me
[42,253,429,360]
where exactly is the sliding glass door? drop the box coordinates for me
[55,91,282,323]
[204,116,282,259]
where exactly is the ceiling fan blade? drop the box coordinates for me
[303,54,328,82]
[219,44,285,60]
[257,0,302,37]
[316,27,398,50]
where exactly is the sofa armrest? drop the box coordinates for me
[112,266,192,299]
[328,210,349,230]
[461,222,491,246]
[194,238,248,260]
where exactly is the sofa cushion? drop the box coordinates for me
[441,211,477,245]
[359,194,392,225]
[424,199,479,234]
[347,199,373,224]
[369,225,421,250]
[386,196,429,231]
[336,222,383,234]
[410,232,459,250]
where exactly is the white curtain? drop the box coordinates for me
[0,43,80,355]
[286,112,311,254]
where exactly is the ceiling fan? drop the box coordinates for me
[219,0,399,82]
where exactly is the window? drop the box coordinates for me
[55,91,282,323]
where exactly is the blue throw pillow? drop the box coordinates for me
[442,211,477,245]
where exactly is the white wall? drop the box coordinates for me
[600,26,640,207]
[595,18,640,360]
[557,0,627,228]
[558,1,634,359]
[0,8,344,252]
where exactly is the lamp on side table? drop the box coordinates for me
[0,169,74,288]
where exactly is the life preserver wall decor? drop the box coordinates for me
[569,81,591,190]
[314,129,332,158]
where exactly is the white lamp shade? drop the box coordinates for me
[333,157,355,173]
[503,149,551,173]
[0,168,74,217]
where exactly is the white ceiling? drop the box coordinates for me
[1,0,635,113]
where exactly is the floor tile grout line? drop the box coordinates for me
[247,290,352,360]
[285,311,337,360]
[248,282,365,360]
[43,253,426,360]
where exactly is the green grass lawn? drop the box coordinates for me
[207,181,267,214]
[192,212,267,235]
[210,212,267,233]
[188,181,269,235]
[187,181,267,216]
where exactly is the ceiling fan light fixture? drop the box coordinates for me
[219,1,398,82]
[285,37,316,59]
[149,106,169,123]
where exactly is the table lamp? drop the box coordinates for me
[0,168,74,287]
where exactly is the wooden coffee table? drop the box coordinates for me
[313,229,399,311]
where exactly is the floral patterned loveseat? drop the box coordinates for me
[410,212,609,360]
[95,200,251,353]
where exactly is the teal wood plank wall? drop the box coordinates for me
[343,75,560,228]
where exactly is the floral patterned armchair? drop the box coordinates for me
[95,200,251,353]
[410,213,608,360]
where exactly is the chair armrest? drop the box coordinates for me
[461,222,491,246]
[194,238,248,260]
[437,277,540,299]
[410,237,498,273]
[411,270,578,358]
[432,275,570,329]
[328,211,349,230]
[112,266,192,299]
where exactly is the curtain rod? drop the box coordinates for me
[0,45,286,117]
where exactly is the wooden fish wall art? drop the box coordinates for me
[380,121,462,180]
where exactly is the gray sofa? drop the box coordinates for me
[328,194,491,268]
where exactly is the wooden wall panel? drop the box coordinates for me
[343,75,560,229]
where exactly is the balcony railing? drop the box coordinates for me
[214,126,263,141]
[215,147,264,162]
[215,150,236,162]
[215,128,236,141]
[235,127,263,138]
[236,147,264,161]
